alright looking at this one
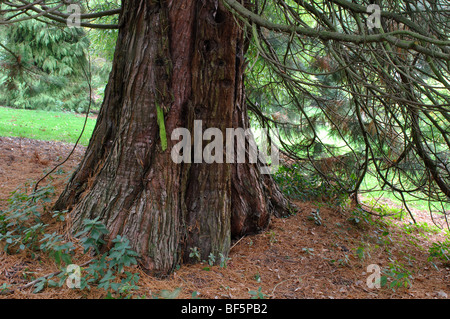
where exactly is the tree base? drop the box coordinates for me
[54,0,297,275]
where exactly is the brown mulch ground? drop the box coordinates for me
[0,136,449,299]
[0,137,85,211]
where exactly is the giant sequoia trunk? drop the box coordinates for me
[54,0,292,275]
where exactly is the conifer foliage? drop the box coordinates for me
[0,19,90,111]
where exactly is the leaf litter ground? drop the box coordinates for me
[0,136,449,299]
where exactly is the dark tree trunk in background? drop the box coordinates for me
[54,0,292,275]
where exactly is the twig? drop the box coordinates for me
[230,235,246,251]
[19,259,95,290]
[270,279,288,297]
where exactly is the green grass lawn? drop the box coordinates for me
[0,106,96,146]
[360,173,450,214]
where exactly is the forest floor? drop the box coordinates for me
[0,136,449,299]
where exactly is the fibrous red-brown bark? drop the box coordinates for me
[54,0,293,275]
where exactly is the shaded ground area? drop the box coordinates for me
[0,136,85,210]
[0,137,449,299]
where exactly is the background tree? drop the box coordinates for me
[0,0,119,111]
[0,18,91,111]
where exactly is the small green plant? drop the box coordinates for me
[105,279,141,299]
[75,217,109,254]
[31,272,62,294]
[347,207,372,227]
[356,246,369,261]
[201,252,230,270]
[307,209,322,226]
[268,231,277,244]
[107,236,139,272]
[70,234,140,296]
[207,253,216,266]
[218,253,231,268]
[31,219,140,298]
[39,232,74,266]
[102,271,140,299]
[0,181,142,298]
[249,287,266,299]
[33,277,50,294]
[428,240,450,266]
[51,210,68,222]
[152,287,182,299]
[191,290,200,299]
[0,283,12,294]
[189,247,201,261]
[0,183,59,253]
[338,254,351,267]
[327,253,351,267]
[380,260,412,291]
[302,247,314,255]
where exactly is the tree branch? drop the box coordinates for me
[222,0,450,60]
[1,1,120,29]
